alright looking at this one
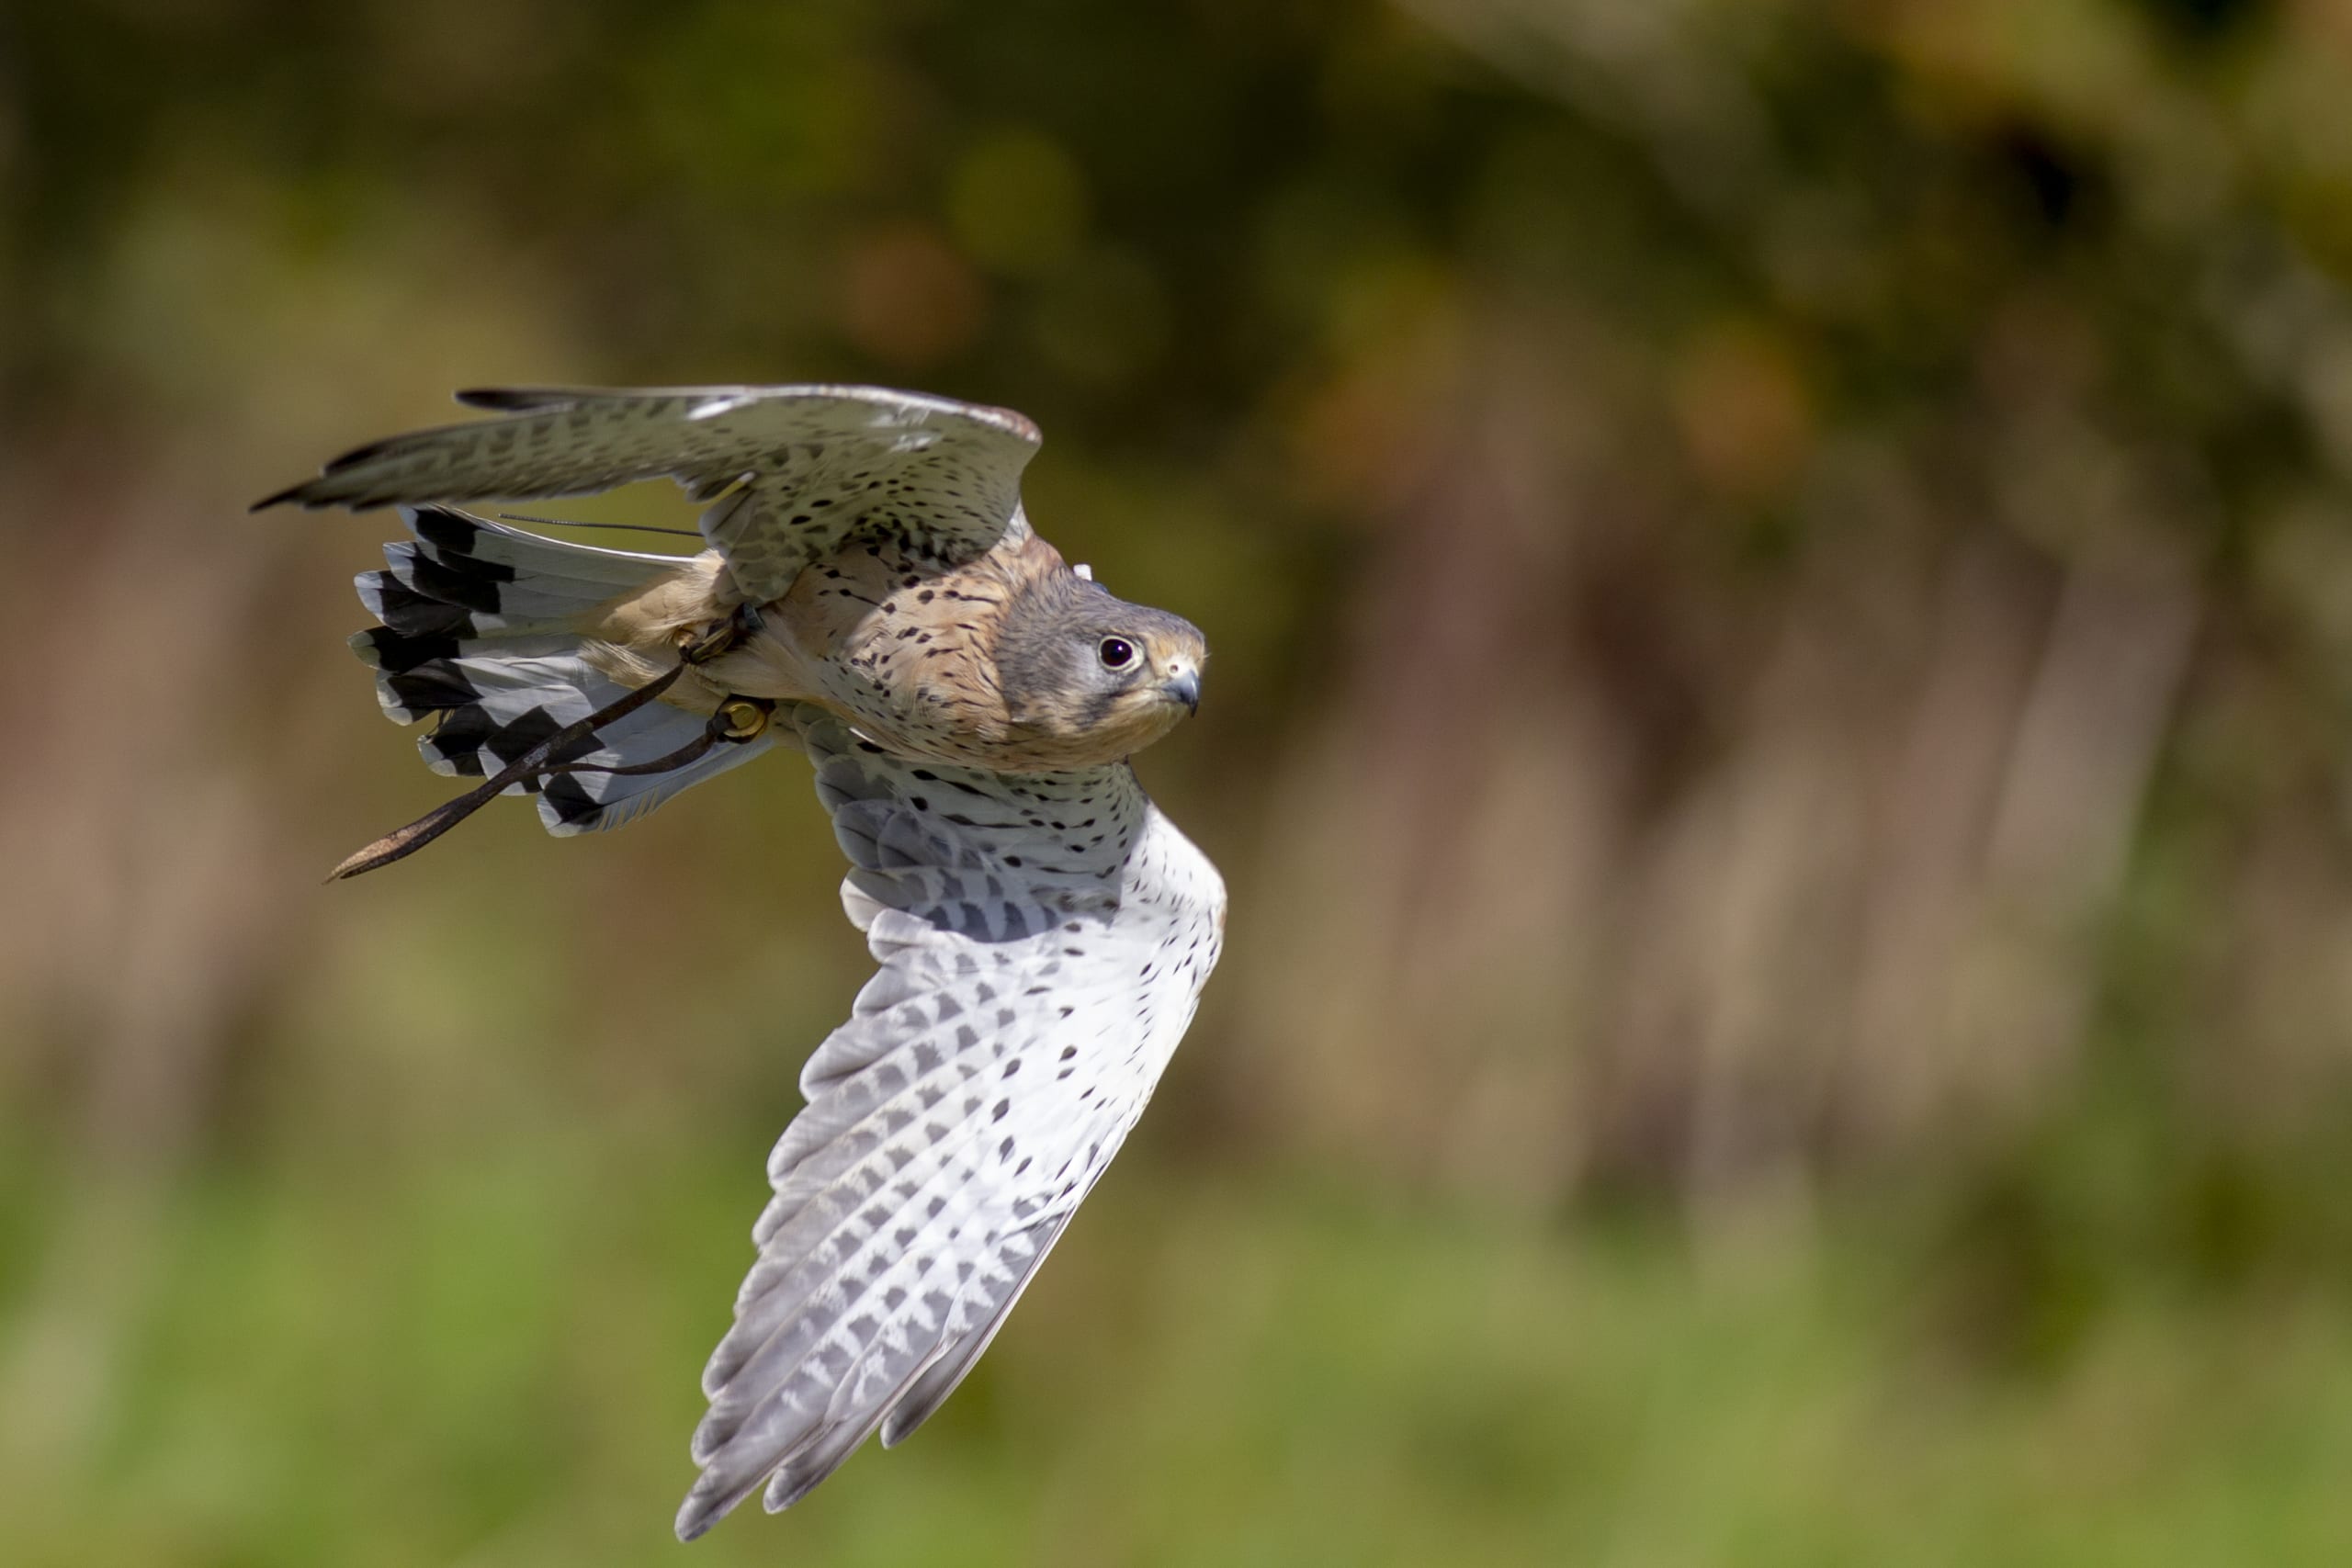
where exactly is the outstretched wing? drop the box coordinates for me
[255,384,1043,603]
[675,706,1226,1540]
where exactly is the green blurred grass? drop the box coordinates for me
[5,1125,2349,1568]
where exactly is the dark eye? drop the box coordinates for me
[1098,637,1136,670]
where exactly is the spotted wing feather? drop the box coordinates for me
[256,384,1042,603]
[675,707,1226,1540]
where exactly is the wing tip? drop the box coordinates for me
[974,402,1042,446]
[249,480,315,512]
[673,1498,721,1543]
[673,1464,775,1542]
[454,386,572,412]
[253,434,412,511]
[762,1465,830,1515]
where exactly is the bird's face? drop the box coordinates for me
[993,572,1207,768]
[1074,607,1206,723]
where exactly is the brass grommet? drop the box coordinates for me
[717,698,770,740]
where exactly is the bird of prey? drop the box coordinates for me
[257,385,1227,1539]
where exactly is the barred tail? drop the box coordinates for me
[350,505,777,836]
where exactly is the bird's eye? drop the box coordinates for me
[1098,637,1136,670]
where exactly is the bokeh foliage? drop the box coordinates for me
[6,0,2352,1562]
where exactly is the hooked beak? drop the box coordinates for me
[1161,667,1202,715]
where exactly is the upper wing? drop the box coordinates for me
[675,706,1227,1540]
[255,384,1043,603]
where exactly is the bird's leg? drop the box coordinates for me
[680,603,763,667]
[325,608,769,883]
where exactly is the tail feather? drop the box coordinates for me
[358,507,675,637]
[350,506,778,836]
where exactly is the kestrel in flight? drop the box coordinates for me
[257,386,1227,1539]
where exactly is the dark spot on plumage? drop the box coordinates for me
[437,738,488,775]
[410,507,494,558]
[481,705,596,770]
[355,626,459,673]
[385,661,480,714]
[426,702,586,780]
[541,773,602,827]
[405,552,508,611]
[367,574,474,637]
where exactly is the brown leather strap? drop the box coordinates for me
[537,694,774,782]
[328,607,766,883]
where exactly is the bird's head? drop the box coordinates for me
[990,544,1206,769]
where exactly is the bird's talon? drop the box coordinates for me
[680,604,763,665]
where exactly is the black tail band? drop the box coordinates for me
[327,611,763,882]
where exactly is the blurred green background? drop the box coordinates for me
[8,0,2352,1562]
